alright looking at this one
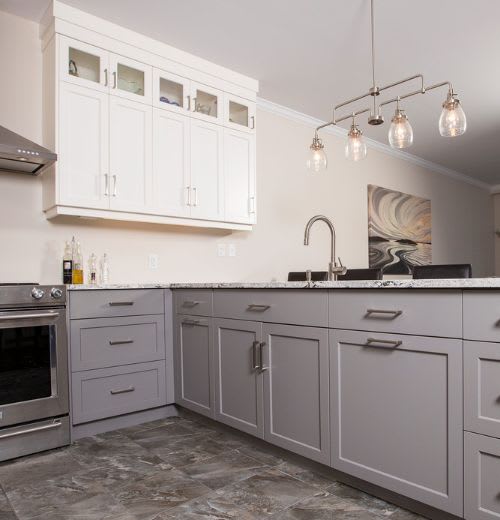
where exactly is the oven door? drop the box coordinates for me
[0,308,69,429]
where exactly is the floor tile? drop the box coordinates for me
[0,486,17,520]
[275,460,336,490]
[181,450,267,490]
[326,482,398,516]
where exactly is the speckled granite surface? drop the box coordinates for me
[68,278,500,290]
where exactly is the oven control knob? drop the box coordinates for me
[31,287,45,300]
[51,288,63,299]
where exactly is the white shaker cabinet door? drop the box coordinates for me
[223,128,256,224]
[189,119,224,221]
[109,96,152,214]
[152,109,190,217]
[58,82,110,209]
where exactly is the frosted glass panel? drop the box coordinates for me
[117,63,144,96]
[159,78,184,108]
[229,101,249,127]
[69,48,100,84]
[195,90,217,118]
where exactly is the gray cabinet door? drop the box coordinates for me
[262,324,330,464]
[464,341,500,438]
[174,315,214,418]
[330,329,463,516]
[465,431,500,520]
[214,319,264,438]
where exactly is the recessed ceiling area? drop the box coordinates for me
[2,0,499,186]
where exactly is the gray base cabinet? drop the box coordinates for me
[174,315,215,418]
[330,329,463,516]
[263,324,330,464]
[214,319,264,437]
[465,432,500,520]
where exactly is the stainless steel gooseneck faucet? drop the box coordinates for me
[304,215,347,281]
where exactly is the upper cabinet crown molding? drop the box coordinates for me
[42,3,258,231]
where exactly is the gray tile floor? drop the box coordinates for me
[0,413,424,520]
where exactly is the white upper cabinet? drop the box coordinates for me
[152,109,190,217]
[58,82,109,209]
[109,97,152,213]
[109,54,152,104]
[59,36,109,93]
[190,119,224,221]
[224,94,256,133]
[190,82,223,124]
[44,10,258,230]
[224,129,256,224]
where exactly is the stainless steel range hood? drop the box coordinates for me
[0,126,57,176]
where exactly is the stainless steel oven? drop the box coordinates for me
[0,284,69,461]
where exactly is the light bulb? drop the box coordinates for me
[345,124,367,161]
[306,133,327,172]
[439,92,467,137]
[388,108,413,149]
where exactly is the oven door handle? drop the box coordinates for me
[0,419,62,440]
[0,312,60,321]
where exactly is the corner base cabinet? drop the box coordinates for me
[330,329,463,516]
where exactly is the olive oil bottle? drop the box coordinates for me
[62,241,73,284]
[72,241,84,285]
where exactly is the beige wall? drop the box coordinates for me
[0,10,494,284]
[494,194,500,275]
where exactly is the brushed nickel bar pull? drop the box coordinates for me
[185,186,191,206]
[250,116,255,129]
[366,337,403,348]
[366,308,403,317]
[104,174,109,196]
[252,341,260,370]
[109,301,134,306]
[104,68,108,87]
[187,95,191,111]
[110,387,135,395]
[109,339,134,346]
[259,342,268,371]
[247,304,271,312]
[182,318,201,325]
[112,174,117,197]
[0,312,59,321]
[0,420,62,440]
[182,300,202,307]
[192,187,198,206]
[112,71,117,89]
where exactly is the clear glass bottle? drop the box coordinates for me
[72,242,84,285]
[100,253,109,284]
[89,253,98,285]
[62,241,73,284]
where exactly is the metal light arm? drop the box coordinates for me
[379,80,453,109]
[315,107,370,133]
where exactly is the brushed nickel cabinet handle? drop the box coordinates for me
[112,71,117,89]
[259,342,268,371]
[192,187,198,206]
[366,309,403,318]
[104,68,108,87]
[182,318,201,325]
[252,340,260,370]
[112,174,117,197]
[249,197,256,214]
[109,301,134,306]
[247,304,271,312]
[110,386,135,395]
[186,186,191,206]
[182,300,202,307]
[366,337,403,348]
[109,339,134,346]
[104,174,109,196]
[250,116,255,129]
[187,95,191,111]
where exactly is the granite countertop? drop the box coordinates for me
[68,278,500,290]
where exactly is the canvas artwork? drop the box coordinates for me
[368,185,432,275]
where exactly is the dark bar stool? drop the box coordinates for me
[336,268,383,281]
[412,264,472,279]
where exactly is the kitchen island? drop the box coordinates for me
[66,280,500,520]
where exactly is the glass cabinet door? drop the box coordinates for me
[109,54,152,103]
[153,69,190,114]
[59,36,109,92]
[190,82,223,123]
[225,94,256,133]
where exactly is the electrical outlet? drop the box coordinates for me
[217,244,226,257]
[228,244,236,257]
[148,254,159,269]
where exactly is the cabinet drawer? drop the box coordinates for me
[465,432,500,520]
[70,289,164,319]
[72,361,167,424]
[330,290,462,338]
[464,291,500,342]
[213,290,328,327]
[174,290,213,316]
[465,341,500,438]
[70,315,166,372]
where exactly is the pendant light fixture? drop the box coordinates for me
[306,0,467,170]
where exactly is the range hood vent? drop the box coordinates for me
[0,126,57,176]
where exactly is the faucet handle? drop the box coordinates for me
[331,257,347,276]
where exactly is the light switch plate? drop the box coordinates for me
[148,254,159,269]
[228,244,236,257]
[217,244,226,257]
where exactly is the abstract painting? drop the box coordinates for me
[368,185,431,275]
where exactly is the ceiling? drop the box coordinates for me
[2,0,499,186]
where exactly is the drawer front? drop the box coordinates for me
[464,291,500,342]
[70,289,164,319]
[213,290,328,327]
[174,290,213,316]
[71,315,166,372]
[465,341,500,438]
[330,290,462,338]
[71,361,167,424]
[465,432,500,520]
